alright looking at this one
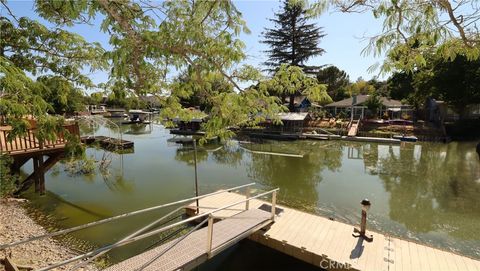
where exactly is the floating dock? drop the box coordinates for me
[192,191,480,271]
[340,136,401,144]
[169,129,206,136]
[80,136,134,150]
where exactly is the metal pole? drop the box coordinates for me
[193,139,199,213]
[245,186,250,210]
[206,214,214,256]
[271,191,277,221]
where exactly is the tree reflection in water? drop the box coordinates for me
[246,141,344,213]
[373,142,480,240]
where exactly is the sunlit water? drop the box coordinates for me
[23,120,480,266]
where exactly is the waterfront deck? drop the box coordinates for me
[1,123,80,194]
[105,208,272,271]
[192,191,480,271]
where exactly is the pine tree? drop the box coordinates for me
[262,0,326,74]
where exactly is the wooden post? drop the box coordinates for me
[33,156,39,193]
[38,155,45,195]
[4,257,20,271]
[360,210,367,235]
[32,155,45,195]
[271,191,277,221]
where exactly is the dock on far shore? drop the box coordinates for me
[192,191,480,271]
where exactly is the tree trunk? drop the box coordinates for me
[289,94,295,112]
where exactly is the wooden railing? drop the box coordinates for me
[0,122,80,154]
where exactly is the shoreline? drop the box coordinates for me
[0,199,98,271]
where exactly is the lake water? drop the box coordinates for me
[23,120,480,266]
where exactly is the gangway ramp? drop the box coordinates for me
[348,120,360,137]
[105,208,273,271]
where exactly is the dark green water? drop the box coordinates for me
[23,120,480,267]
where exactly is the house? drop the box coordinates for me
[139,94,163,109]
[324,95,412,119]
[284,96,321,112]
[426,97,480,122]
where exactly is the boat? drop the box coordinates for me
[392,135,418,142]
[122,110,152,124]
[106,108,127,118]
[89,105,107,115]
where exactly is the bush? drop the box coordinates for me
[0,154,18,198]
[337,111,348,119]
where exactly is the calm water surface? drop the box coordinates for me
[24,121,480,265]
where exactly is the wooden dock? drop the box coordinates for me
[1,122,80,194]
[105,208,272,271]
[80,136,134,150]
[192,191,480,271]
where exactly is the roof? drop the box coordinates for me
[284,96,308,107]
[324,95,405,108]
[278,112,310,121]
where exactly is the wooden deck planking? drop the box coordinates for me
[190,191,480,271]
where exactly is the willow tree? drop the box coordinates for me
[1,0,283,141]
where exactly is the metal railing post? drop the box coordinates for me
[271,191,277,221]
[206,214,214,256]
[245,186,250,210]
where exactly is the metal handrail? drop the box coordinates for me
[70,205,185,270]
[0,183,255,250]
[136,188,278,270]
[37,187,279,271]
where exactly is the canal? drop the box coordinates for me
[23,121,480,267]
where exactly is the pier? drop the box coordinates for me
[191,191,480,271]
[0,122,80,194]
[2,184,479,270]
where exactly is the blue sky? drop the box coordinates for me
[4,0,386,88]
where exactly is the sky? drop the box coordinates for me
[3,0,387,89]
[235,1,386,81]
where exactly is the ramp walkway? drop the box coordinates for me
[106,208,271,271]
[348,119,360,137]
[0,183,278,271]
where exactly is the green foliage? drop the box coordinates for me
[364,93,382,117]
[262,0,326,74]
[172,69,234,111]
[387,53,480,118]
[429,55,480,117]
[261,64,332,111]
[64,157,95,175]
[344,79,375,97]
[37,75,86,114]
[0,154,18,198]
[316,66,350,101]
[0,14,105,87]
